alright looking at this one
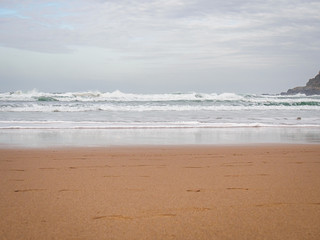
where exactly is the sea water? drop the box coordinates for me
[1,90,320,147]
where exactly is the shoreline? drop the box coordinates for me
[1,144,320,239]
[1,127,320,148]
[1,142,320,150]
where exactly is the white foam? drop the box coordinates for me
[1,101,320,112]
[0,90,250,102]
[1,90,319,103]
[0,120,319,129]
[1,91,319,129]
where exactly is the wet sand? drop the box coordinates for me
[1,145,320,239]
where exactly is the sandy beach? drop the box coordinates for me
[1,144,320,240]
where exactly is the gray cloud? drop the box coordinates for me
[0,0,319,93]
[1,1,319,53]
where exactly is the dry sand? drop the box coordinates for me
[0,145,320,240]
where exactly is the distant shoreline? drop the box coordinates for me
[281,71,320,95]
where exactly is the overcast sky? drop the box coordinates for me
[0,0,319,93]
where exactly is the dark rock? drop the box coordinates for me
[282,71,320,95]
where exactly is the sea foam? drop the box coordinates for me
[0,90,319,129]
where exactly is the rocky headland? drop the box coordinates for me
[282,71,320,95]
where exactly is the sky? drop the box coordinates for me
[0,0,319,94]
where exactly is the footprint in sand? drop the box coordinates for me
[93,215,133,220]
[39,167,60,170]
[156,213,177,217]
[69,165,112,170]
[255,202,289,207]
[14,189,46,193]
[226,187,249,191]
[58,189,79,192]
[186,189,201,192]
[92,216,108,220]
[224,174,269,177]
[184,166,209,169]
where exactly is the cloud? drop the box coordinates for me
[1,0,319,60]
[0,0,319,93]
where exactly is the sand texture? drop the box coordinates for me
[0,145,320,240]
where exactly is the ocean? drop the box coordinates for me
[1,90,320,147]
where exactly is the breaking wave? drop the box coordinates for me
[1,90,319,129]
[1,90,318,102]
